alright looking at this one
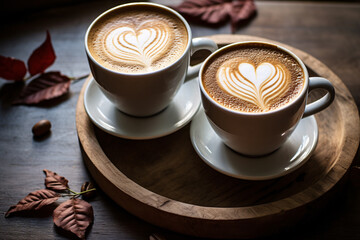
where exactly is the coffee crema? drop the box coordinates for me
[87,4,188,74]
[202,43,305,113]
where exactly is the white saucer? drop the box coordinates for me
[84,78,201,140]
[190,107,319,180]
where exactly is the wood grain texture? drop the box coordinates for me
[76,35,360,239]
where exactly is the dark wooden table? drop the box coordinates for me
[1,1,359,239]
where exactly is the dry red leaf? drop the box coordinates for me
[230,0,257,32]
[27,30,56,76]
[53,198,94,240]
[5,189,60,217]
[13,71,71,105]
[43,169,69,192]
[173,0,256,33]
[174,0,232,24]
[0,56,27,81]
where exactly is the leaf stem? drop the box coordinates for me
[23,73,40,82]
[68,188,79,195]
[63,188,96,198]
[79,188,96,195]
[70,74,89,84]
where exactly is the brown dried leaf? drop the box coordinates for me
[43,169,69,192]
[13,71,71,105]
[173,0,256,33]
[53,198,94,240]
[230,0,257,32]
[5,189,60,217]
[174,0,232,25]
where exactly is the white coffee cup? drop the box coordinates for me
[199,41,335,156]
[85,2,218,117]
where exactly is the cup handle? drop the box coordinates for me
[186,38,218,80]
[303,77,335,118]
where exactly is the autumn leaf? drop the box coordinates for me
[174,0,232,25]
[53,198,94,240]
[27,30,56,76]
[13,71,71,105]
[173,0,256,33]
[0,31,56,81]
[230,0,257,32]
[0,56,27,81]
[43,169,69,192]
[5,189,60,217]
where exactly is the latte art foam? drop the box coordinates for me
[202,43,305,113]
[104,21,171,69]
[218,61,288,111]
[88,5,188,73]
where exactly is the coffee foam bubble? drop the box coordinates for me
[202,43,304,113]
[88,6,188,73]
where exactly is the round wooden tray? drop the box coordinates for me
[76,35,360,239]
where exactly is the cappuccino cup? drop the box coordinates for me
[199,41,335,156]
[85,2,217,117]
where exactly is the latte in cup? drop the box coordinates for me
[87,4,188,74]
[202,42,305,113]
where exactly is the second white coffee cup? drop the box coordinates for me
[199,41,335,156]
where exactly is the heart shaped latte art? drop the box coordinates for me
[104,21,172,69]
[217,61,288,110]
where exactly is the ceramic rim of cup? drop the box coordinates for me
[199,41,310,116]
[84,2,192,76]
